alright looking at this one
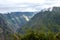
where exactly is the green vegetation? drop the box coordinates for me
[16,7,60,40]
[6,31,60,40]
[19,7,60,33]
[0,7,60,40]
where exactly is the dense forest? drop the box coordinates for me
[5,31,60,40]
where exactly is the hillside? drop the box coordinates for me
[19,7,60,33]
[0,12,34,32]
[0,14,12,40]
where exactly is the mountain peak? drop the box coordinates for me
[20,7,60,33]
[52,7,60,12]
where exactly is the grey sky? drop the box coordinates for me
[0,0,60,13]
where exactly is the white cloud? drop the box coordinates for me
[23,15,29,21]
[0,0,60,13]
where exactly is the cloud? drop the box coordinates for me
[23,15,29,21]
[0,0,60,13]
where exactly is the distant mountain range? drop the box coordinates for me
[0,12,35,33]
[19,7,60,33]
[0,7,60,34]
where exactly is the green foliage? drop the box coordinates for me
[6,31,60,40]
[1,7,60,40]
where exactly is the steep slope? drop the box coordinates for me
[0,14,19,40]
[0,12,34,32]
[20,7,60,33]
[0,14,12,40]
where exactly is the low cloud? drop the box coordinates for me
[0,0,60,13]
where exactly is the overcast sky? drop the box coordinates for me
[0,0,60,13]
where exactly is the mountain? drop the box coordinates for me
[0,12,35,32]
[19,7,60,33]
[0,14,13,40]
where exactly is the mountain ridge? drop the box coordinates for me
[0,12,35,33]
[19,7,60,33]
